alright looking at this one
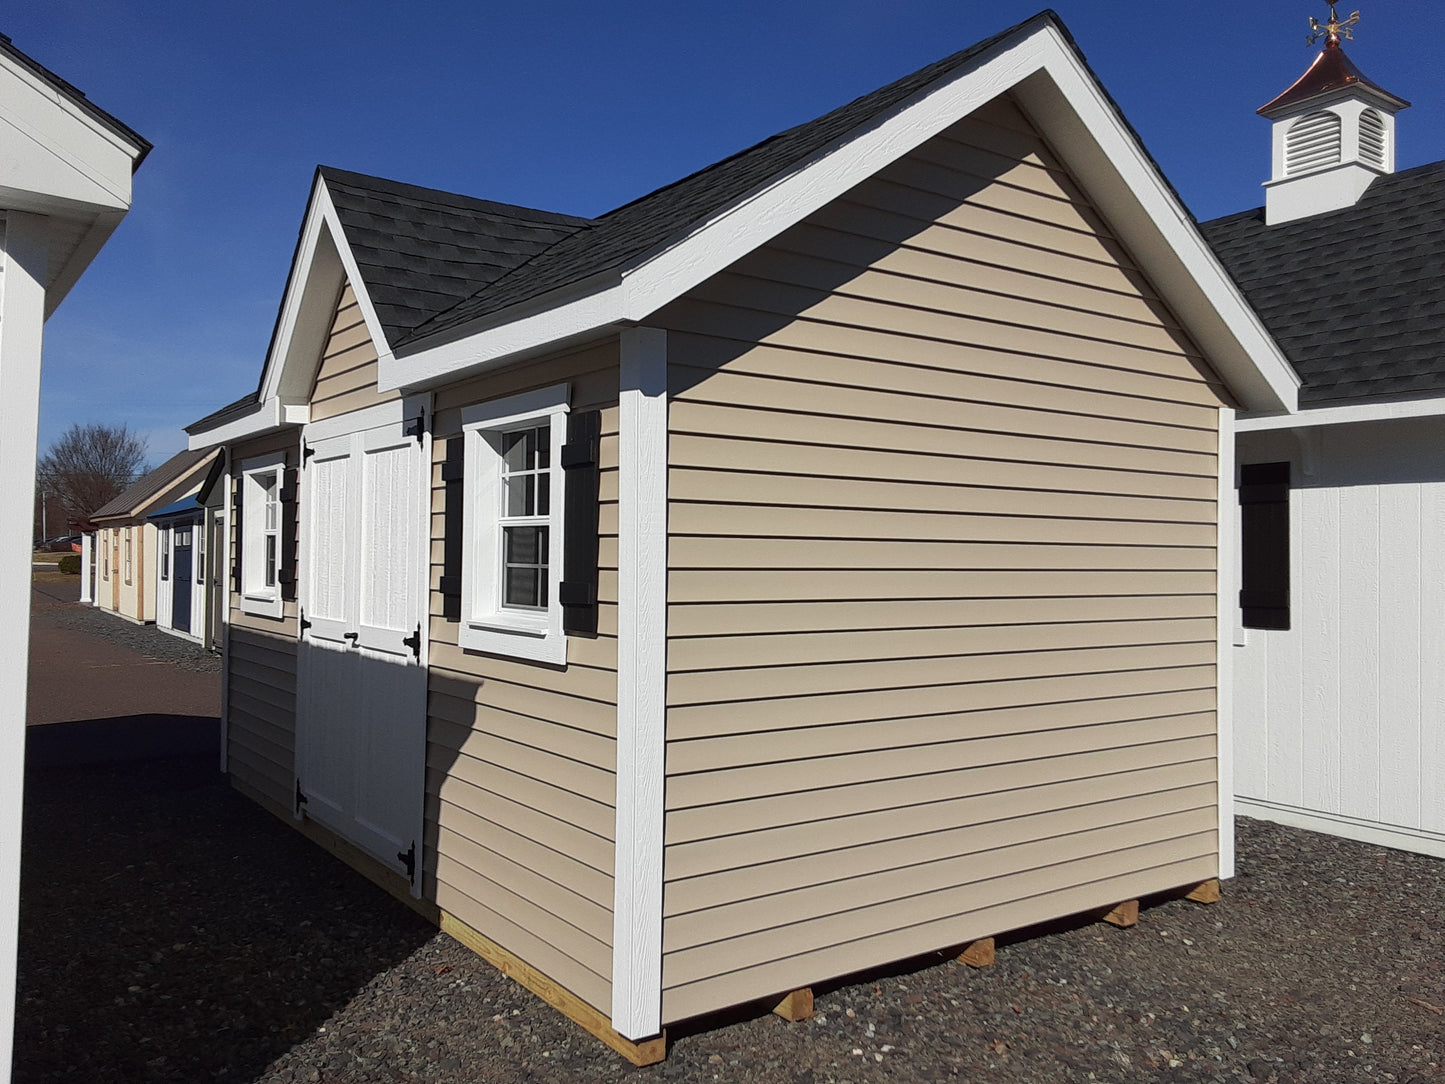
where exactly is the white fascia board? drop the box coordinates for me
[383,24,1064,392]
[384,23,1297,414]
[1238,396,1445,432]
[1007,38,1298,414]
[258,177,394,406]
[186,397,283,450]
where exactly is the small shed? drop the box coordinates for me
[188,11,1298,1062]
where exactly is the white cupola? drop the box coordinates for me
[1259,5,1410,225]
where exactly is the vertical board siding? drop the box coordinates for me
[227,626,297,810]
[652,95,1227,1024]
[425,338,621,1014]
[1235,417,1445,856]
[308,283,400,422]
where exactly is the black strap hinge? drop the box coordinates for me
[302,442,315,461]
[397,840,416,884]
[299,612,311,633]
[404,412,426,443]
[402,624,421,660]
[295,779,308,811]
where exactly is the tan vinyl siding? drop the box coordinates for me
[308,283,399,422]
[651,94,1229,1024]
[227,626,297,809]
[229,429,300,637]
[425,337,621,1015]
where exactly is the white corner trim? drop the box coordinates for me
[1238,396,1445,432]
[1215,407,1237,881]
[612,328,668,1040]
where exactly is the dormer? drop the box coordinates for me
[1259,6,1409,225]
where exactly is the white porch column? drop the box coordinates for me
[0,210,49,1084]
[79,531,94,603]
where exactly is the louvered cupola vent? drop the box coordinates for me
[1359,108,1387,168]
[1285,112,1342,175]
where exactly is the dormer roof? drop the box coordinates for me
[1258,39,1409,117]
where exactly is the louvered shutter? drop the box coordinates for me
[279,462,299,601]
[231,473,243,592]
[439,436,465,621]
[559,409,602,636]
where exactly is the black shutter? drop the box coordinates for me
[231,474,243,592]
[1239,461,1290,631]
[279,463,299,601]
[439,436,465,621]
[559,410,601,637]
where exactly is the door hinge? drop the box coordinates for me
[295,779,308,812]
[397,840,417,885]
[402,624,421,661]
[299,611,311,634]
[302,442,315,461]
[404,411,426,444]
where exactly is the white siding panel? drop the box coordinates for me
[1377,484,1422,832]
[1298,484,1341,817]
[1336,484,1381,824]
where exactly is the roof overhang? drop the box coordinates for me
[0,42,149,316]
[378,19,1298,413]
[1239,395,1445,432]
[185,395,307,450]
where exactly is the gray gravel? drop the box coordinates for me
[15,751,1443,1083]
[31,577,221,673]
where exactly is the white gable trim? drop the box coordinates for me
[1238,396,1445,432]
[379,22,1297,414]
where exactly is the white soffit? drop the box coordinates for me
[380,21,1297,413]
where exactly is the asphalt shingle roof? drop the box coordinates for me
[1201,160,1445,407]
[320,167,594,345]
[374,10,1073,350]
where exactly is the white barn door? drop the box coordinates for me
[296,411,428,893]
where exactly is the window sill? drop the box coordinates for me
[458,618,566,666]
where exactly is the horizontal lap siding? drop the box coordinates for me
[652,96,1227,1023]
[308,283,400,422]
[425,339,621,1015]
[227,626,297,809]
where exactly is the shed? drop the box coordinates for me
[1199,20,1445,859]
[89,447,217,629]
[187,11,1298,1061]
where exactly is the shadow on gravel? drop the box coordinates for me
[15,749,437,1083]
[26,713,220,767]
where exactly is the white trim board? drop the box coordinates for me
[611,328,668,1040]
[1238,396,1445,432]
[1236,800,1445,862]
[378,21,1297,415]
[1215,407,1237,881]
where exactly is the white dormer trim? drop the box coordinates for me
[378,20,1297,413]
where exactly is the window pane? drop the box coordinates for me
[535,430,549,470]
[501,525,547,609]
[537,472,550,516]
[505,474,535,517]
[504,567,540,608]
[504,525,545,564]
[502,429,537,472]
[265,535,277,588]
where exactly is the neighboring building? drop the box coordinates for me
[1200,10,1445,858]
[188,12,1299,1062]
[88,448,219,636]
[0,32,148,1082]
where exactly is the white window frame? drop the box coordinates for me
[240,451,286,618]
[160,528,170,581]
[459,384,569,665]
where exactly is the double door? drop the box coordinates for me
[295,415,428,892]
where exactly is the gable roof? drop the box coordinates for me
[191,8,1300,450]
[1200,159,1445,408]
[91,448,216,523]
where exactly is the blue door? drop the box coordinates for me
[171,524,193,633]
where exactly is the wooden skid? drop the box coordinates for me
[773,987,815,1022]
[1185,878,1221,904]
[441,911,667,1066]
[1101,899,1140,928]
[958,937,996,968]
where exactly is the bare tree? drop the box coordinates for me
[37,423,148,529]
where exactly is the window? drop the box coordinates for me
[459,385,569,664]
[240,452,286,618]
[124,529,133,585]
[1239,462,1290,631]
[160,530,170,581]
[101,535,109,580]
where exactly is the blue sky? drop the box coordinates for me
[12,1,1442,465]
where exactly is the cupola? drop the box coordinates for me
[1259,5,1410,225]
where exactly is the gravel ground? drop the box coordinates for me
[15,752,1443,1084]
[30,575,221,673]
